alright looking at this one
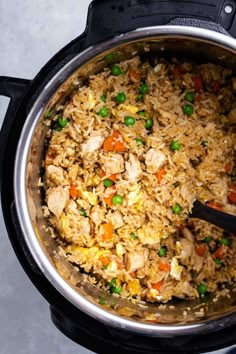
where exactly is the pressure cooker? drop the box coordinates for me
[1,1,236,353]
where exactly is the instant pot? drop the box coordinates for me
[1,1,236,353]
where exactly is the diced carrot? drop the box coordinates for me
[159,261,171,272]
[108,174,117,182]
[129,69,141,82]
[101,172,117,181]
[214,244,227,259]
[100,256,110,266]
[69,184,79,198]
[116,261,122,269]
[151,280,164,291]
[103,136,115,151]
[155,168,166,183]
[173,65,182,78]
[114,141,126,152]
[103,186,116,206]
[212,80,220,93]
[112,130,120,138]
[193,76,203,92]
[206,203,223,211]
[195,244,207,257]
[225,163,233,173]
[101,222,113,241]
[103,131,126,152]
[103,194,115,206]
[228,185,236,204]
[130,272,136,278]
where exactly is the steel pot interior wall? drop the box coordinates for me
[14,27,236,336]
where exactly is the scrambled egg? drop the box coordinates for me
[116,243,125,257]
[127,184,143,210]
[119,104,139,114]
[127,279,141,296]
[80,190,98,205]
[60,213,69,233]
[137,227,168,245]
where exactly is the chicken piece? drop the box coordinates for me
[65,199,78,214]
[101,153,125,174]
[126,249,148,273]
[174,281,196,299]
[179,239,194,264]
[125,154,142,182]
[47,187,69,217]
[145,149,166,174]
[191,251,204,272]
[81,135,104,153]
[90,205,105,226]
[46,165,65,185]
[181,227,194,242]
[111,210,124,229]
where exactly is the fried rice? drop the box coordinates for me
[43,56,236,303]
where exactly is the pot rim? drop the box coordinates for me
[14,25,236,336]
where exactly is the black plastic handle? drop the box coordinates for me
[84,0,236,47]
[0,76,31,176]
[190,200,236,235]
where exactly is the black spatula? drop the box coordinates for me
[190,200,236,234]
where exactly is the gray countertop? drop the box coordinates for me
[0,1,235,353]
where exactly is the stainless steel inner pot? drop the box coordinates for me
[14,25,236,337]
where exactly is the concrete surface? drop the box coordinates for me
[0,1,235,353]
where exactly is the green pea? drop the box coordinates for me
[110,285,122,294]
[184,91,195,103]
[102,264,109,270]
[201,140,208,147]
[103,179,114,187]
[145,118,153,130]
[44,110,52,119]
[138,111,146,117]
[203,236,212,243]
[130,232,138,240]
[58,117,69,128]
[108,278,122,294]
[109,278,117,287]
[124,116,135,126]
[182,104,194,116]
[172,204,182,214]
[115,92,126,103]
[99,297,107,305]
[101,94,107,102]
[57,126,62,132]
[139,83,149,94]
[214,258,222,265]
[220,236,231,246]
[158,246,167,257]
[104,52,115,63]
[98,107,109,117]
[135,138,145,145]
[136,93,144,101]
[112,195,123,205]
[80,208,87,217]
[170,141,181,151]
[197,284,208,295]
[111,65,121,76]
